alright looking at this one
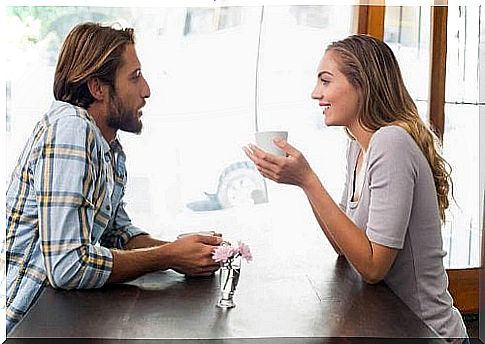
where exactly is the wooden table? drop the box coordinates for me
[8,203,441,343]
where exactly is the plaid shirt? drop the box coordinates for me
[5,101,146,333]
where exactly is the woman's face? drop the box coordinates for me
[311,50,361,128]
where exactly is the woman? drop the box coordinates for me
[244,34,468,342]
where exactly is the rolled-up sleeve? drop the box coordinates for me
[33,115,113,290]
[99,201,147,249]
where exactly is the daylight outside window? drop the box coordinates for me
[7,5,480,268]
[5,6,354,242]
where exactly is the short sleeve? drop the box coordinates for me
[365,127,418,249]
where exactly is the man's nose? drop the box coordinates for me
[142,76,151,99]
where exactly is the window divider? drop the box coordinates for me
[428,5,448,141]
[355,3,386,40]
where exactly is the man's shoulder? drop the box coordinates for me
[34,101,104,153]
[43,101,93,129]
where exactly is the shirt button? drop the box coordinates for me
[106,205,111,211]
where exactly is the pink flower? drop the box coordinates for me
[238,241,253,262]
[212,241,253,264]
[212,244,237,263]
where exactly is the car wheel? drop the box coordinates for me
[216,161,268,209]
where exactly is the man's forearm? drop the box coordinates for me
[125,234,170,249]
[107,234,173,283]
[106,245,171,284]
[106,234,223,284]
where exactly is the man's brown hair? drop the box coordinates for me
[53,22,135,108]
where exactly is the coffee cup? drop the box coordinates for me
[254,131,288,156]
[176,230,216,240]
[176,230,218,277]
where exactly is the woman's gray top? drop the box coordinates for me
[340,125,467,341]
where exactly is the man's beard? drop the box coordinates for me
[107,92,143,135]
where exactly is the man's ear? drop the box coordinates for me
[87,77,107,101]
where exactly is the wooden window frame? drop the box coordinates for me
[355,4,385,39]
[427,4,479,315]
[428,6,448,141]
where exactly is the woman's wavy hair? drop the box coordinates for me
[326,34,452,223]
[53,22,135,109]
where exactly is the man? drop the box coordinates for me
[5,22,222,333]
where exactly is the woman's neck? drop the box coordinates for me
[347,122,374,153]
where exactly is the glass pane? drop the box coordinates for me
[442,5,483,268]
[6,5,353,240]
[445,6,482,104]
[108,7,261,233]
[183,7,243,35]
[257,6,353,201]
[383,6,431,122]
[442,104,481,268]
[5,6,258,235]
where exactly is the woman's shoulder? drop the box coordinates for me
[368,125,422,164]
[370,125,420,154]
[372,125,414,146]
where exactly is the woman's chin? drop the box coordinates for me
[324,116,335,127]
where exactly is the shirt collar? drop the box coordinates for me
[109,137,124,154]
[51,101,124,156]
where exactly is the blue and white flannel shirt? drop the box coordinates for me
[5,101,146,333]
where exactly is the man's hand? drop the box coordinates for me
[107,234,223,284]
[163,234,223,276]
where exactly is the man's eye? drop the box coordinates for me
[133,70,142,79]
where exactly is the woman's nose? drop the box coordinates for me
[311,84,321,100]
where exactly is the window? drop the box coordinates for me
[384,6,431,122]
[289,5,330,29]
[183,7,243,35]
[5,6,354,240]
[257,6,353,202]
[442,5,483,268]
[384,5,483,268]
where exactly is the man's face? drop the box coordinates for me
[107,44,150,134]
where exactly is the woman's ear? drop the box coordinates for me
[87,77,107,101]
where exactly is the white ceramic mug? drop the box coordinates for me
[176,230,218,277]
[254,131,288,156]
[176,230,216,240]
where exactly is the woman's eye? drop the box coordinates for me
[320,78,330,85]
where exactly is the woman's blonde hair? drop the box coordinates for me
[54,22,135,108]
[327,34,452,223]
